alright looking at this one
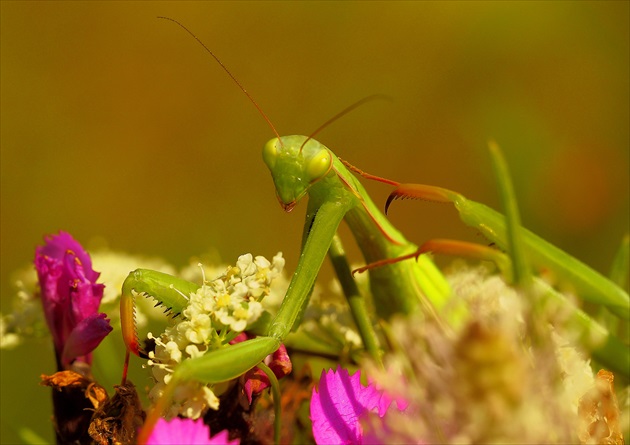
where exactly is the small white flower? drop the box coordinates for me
[237,254,257,277]
[185,344,205,359]
[164,341,182,363]
[254,255,271,270]
[183,313,212,344]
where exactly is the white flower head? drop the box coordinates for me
[146,252,285,419]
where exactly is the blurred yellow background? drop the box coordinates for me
[1,2,628,443]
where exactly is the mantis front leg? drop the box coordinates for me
[118,255,286,440]
[267,200,350,340]
[130,200,351,443]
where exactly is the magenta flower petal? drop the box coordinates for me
[61,313,113,365]
[37,231,99,282]
[310,367,394,445]
[65,255,102,319]
[146,418,239,445]
[34,231,109,368]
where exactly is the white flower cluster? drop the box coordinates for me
[0,267,46,349]
[146,252,285,419]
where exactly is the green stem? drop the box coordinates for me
[601,234,630,336]
[488,141,532,288]
[488,142,552,351]
[609,234,629,290]
[256,362,281,445]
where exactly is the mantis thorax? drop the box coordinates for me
[263,135,334,212]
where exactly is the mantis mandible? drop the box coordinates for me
[121,18,460,442]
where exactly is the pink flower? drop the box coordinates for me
[310,366,400,445]
[230,332,292,404]
[34,231,111,368]
[146,418,239,445]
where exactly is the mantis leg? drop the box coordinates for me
[387,185,630,320]
[268,199,351,340]
[328,233,382,363]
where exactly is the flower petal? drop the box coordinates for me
[208,429,240,445]
[34,231,107,368]
[67,255,104,320]
[37,231,100,282]
[146,418,239,445]
[310,367,392,445]
[61,313,112,366]
[34,253,67,350]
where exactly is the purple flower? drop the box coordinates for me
[146,418,239,445]
[310,366,400,445]
[34,231,112,368]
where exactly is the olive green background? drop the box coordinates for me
[1,2,628,443]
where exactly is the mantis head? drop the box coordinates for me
[263,135,333,212]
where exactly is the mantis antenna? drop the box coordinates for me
[299,94,389,153]
[157,16,284,148]
[159,17,388,155]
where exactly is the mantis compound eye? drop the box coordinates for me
[263,138,279,169]
[306,149,332,183]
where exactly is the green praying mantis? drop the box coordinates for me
[119,18,629,442]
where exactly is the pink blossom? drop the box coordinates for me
[34,231,111,368]
[310,366,399,445]
[146,418,239,445]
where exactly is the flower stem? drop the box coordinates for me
[256,361,281,445]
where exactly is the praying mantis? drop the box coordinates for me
[119,18,629,442]
[121,17,458,441]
